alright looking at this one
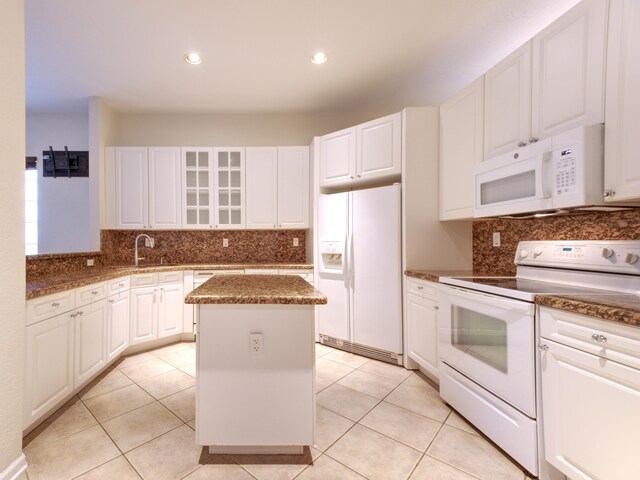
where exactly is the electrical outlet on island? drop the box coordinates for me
[250,333,263,355]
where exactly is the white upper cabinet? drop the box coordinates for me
[439,77,484,221]
[319,112,401,187]
[108,147,182,230]
[149,147,182,229]
[356,113,402,181]
[484,42,532,159]
[277,146,309,228]
[531,0,608,139]
[214,148,245,229]
[114,147,148,229]
[604,0,640,203]
[246,147,278,229]
[182,148,214,229]
[320,127,356,186]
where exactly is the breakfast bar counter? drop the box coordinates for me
[185,275,326,455]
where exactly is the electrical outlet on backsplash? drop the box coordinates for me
[473,210,640,276]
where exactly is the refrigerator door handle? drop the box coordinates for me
[348,230,355,290]
[343,229,350,288]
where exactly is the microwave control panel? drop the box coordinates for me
[554,148,577,196]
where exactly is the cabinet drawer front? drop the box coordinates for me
[407,279,438,299]
[278,269,313,276]
[130,273,159,288]
[75,282,107,306]
[27,290,76,326]
[158,271,184,285]
[245,269,279,275]
[540,307,640,370]
[108,276,130,294]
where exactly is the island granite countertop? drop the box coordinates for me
[26,263,313,300]
[185,274,327,305]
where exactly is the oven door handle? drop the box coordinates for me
[441,286,535,315]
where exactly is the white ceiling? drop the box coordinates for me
[25,0,581,114]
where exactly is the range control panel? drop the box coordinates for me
[515,240,640,274]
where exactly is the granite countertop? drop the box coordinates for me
[185,275,327,305]
[405,269,475,283]
[536,293,640,327]
[26,263,314,300]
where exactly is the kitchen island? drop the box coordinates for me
[185,274,327,454]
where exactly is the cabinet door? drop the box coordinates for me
[24,313,74,428]
[182,148,214,229]
[541,340,640,480]
[319,127,356,187]
[245,147,278,229]
[158,283,184,338]
[531,0,608,139]
[115,147,149,229]
[107,292,130,362]
[356,113,402,181]
[484,42,532,159]
[407,293,439,379]
[130,286,158,345]
[277,146,310,229]
[214,148,245,229]
[604,0,640,203]
[74,299,108,387]
[439,77,484,220]
[149,147,182,229]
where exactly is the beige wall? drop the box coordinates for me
[112,112,391,146]
[0,0,26,475]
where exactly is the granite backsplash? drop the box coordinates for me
[473,209,640,276]
[26,229,307,281]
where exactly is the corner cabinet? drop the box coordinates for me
[604,0,640,203]
[405,278,439,380]
[107,147,182,229]
[319,113,401,187]
[246,146,310,229]
[439,77,484,220]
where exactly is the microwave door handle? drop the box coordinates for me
[539,152,553,199]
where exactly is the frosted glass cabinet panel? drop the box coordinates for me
[214,148,245,229]
[182,148,214,228]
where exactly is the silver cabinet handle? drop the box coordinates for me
[108,299,114,304]
[592,334,608,343]
[91,291,98,296]
[434,306,439,311]
[160,287,164,302]
[77,311,83,316]
[603,189,616,198]
[51,302,60,308]
[528,137,539,143]
[70,312,77,318]
[517,141,527,147]
[591,334,600,342]
[538,344,549,351]
[417,285,424,290]
[349,176,355,180]
[118,283,125,287]
[356,174,361,178]
[153,289,157,303]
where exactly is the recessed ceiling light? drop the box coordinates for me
[311,52,328,64]
[184,52,203,65]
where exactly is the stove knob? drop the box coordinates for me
[520,249,529,258]
[602,247,615,259]
[533,247,543,256]
[625,253,639,265]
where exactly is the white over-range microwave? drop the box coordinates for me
[474,124,605,218]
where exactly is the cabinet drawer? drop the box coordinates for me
[75,282,107,306]
[540,307,640,370]
[407,279,438,299]
[130,273,159,288]
[108,276,130,295]
[27,290,76,326]
[244,269,279,275]
[158,271,184,285]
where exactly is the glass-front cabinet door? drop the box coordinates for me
[214,148,245,229]
[182,148,213,228]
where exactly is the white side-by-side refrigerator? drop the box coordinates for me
[317,184,402,358]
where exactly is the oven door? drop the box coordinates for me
[439,285,536,417]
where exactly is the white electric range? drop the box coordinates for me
[437,240,640,479]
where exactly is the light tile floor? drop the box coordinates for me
[23,342,532,480]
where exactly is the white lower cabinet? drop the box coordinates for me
[540,307,640,480]
[74,299,108,387]
[405,278,439,380]
[107,291,130,361]
[158,283,185,338]
[24,312,75,428]
[130,286,159,345]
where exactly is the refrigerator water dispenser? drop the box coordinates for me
[319,241,344,273]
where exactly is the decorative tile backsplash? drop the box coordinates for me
[100,229,307,266]
[473,209,640,276]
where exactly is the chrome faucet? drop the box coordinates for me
[134,233,155,266]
